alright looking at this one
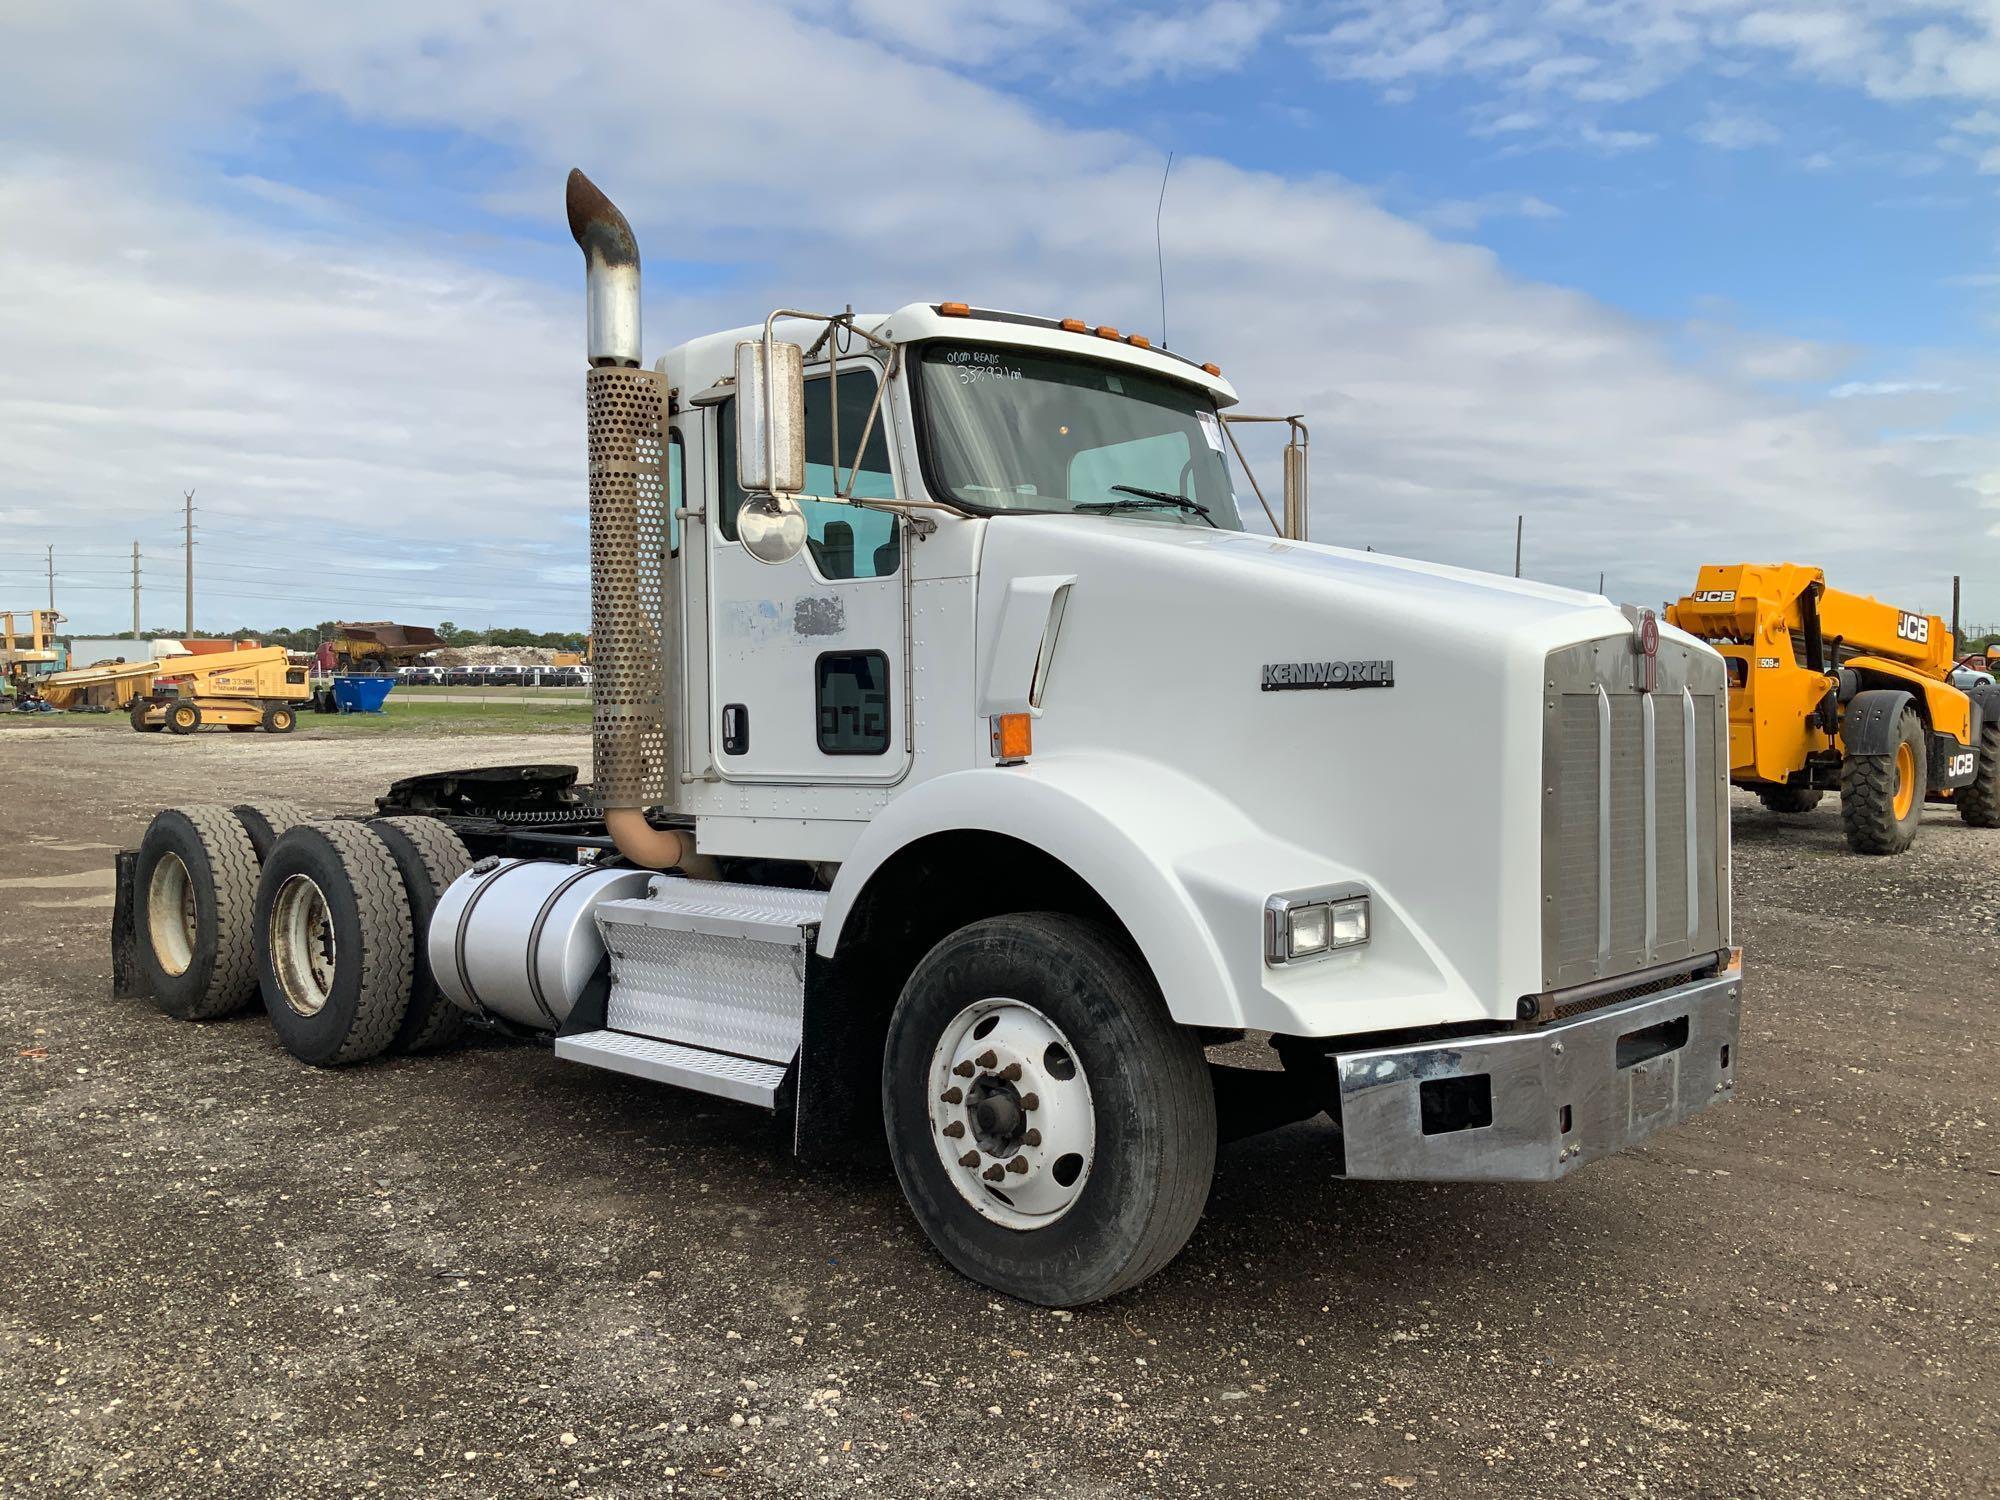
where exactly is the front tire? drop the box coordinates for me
[1842,705,1926,854]
[165,702,201,735]
[882,913,1216,1306]
[262,704,297,734]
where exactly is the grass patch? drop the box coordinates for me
[393,683,588,701]
[312,699,590,735]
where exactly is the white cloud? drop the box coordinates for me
[1829,379,1962,398]
[0,0,1992,631]
[1692,105,1781,150]
[1419,191,1564,231]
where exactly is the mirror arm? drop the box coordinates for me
[842,346,901,500]
[1218,416,1282,535]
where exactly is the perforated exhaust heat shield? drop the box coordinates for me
[587,365,672,811]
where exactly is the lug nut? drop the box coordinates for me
[939,1087,963,1105]
[1020,1092,1039,1111]
[999,1062,1023,1081]
[976,1050,997,1069]
[958,1151,980,1168]
[983,1164,1006,1182]
[942,1121,965,1139]
[1006,1156,1029,1175]
[953,1061,975,1078]
[1023,1129,1041,1147]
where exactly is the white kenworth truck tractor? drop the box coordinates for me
[111,170,1741,1306]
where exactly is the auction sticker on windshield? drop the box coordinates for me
[1197,411,1224,451]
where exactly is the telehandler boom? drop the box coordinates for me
[1667,563,2000,853]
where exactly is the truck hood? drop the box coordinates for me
[970,516,1671,1029]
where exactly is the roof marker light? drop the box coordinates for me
[1094,325,1120,340]
[1201,361,1222,376]
[939,301,971,317]
[1060,318,1087,333]
[1126,333,1151,349]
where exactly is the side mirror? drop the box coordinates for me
[1282,430,1309,542]
[735,339,805,496]
[738,494,809,566]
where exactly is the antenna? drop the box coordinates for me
[1155,150,1174,349]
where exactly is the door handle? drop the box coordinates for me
[722,702,749,755]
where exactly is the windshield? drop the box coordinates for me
[916,343,1241,528]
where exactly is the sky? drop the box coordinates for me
[0,0,1996,636]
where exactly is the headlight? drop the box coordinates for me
[1265,887,1371,966]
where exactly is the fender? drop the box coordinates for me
[1841,655,1973,745]
[1839,688,1914,756]
[818,752,1466,1034]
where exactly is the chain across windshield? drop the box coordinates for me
[916,344,1240,528]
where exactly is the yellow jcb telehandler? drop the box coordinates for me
[1667,564,2000,854]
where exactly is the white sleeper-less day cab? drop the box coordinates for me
[115,171,1740,1306]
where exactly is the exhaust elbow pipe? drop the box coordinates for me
[569,167,699,873]
[567,168,642,369]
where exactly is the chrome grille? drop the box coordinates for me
[1541,635,1730,990]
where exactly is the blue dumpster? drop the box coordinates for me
[331,675,395,714]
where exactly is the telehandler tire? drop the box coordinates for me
[165,702,201,735]
[1756,785,1823,815]
[1842,704,1926,854]
[133,806,262,1020]
[255,822,413,1067]
[882,913,1216,1307]
[368,816,473,1053]
[1957,718,2000,828]
[231,802,314,861]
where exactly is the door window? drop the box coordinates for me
[718,371,899,578]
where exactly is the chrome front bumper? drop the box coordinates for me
[1335,969,1741,1181]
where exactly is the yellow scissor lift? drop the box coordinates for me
[128,646,313,735]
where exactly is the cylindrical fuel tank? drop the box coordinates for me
[428,858,655,1029]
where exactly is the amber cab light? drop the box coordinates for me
[1201,361,1221,376]
[939,301,971,317]
[1094,325,1120,340]
[1126,333,1151,349]
[1060,318,1087,333]
[990,713,1033,762]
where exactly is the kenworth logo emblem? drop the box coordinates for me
[1261,660,1395,691]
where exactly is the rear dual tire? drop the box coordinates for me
[256,822,413,1066]
[134,807,262,1020]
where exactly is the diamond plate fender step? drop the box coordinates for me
[595,876,829,1065]
[554,1029,790,1109]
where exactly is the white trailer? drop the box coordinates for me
[114,170,1741,1306]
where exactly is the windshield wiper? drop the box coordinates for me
[1075,485,1216,528]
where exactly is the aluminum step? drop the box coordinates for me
[595,876,828,1066]
[553,1029,789,1109]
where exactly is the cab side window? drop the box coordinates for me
[718,371,899,578]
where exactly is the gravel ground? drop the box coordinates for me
[1,728,1994,1498]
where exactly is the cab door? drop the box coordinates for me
[706,364,909,784]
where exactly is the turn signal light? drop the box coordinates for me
[939,301,971,317]
[1094,325,1119,340]
[1126,333,1151,349]
[990,713,1033,762]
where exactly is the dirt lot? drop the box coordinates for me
[2,725,1994,1498]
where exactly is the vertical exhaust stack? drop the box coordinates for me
[567,169,689,869]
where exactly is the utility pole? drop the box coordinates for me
[182,489,196,638]
[1951,574,1962,653]
[1514,515,1523,579]
[1597,571,1605,595]
[46,544,54,613]
[132,542,142,638]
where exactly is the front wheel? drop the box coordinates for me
[1842,704,1926,854]
[165,702,201,735]
[882,913,1216,1306]
[261,704,297,734]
